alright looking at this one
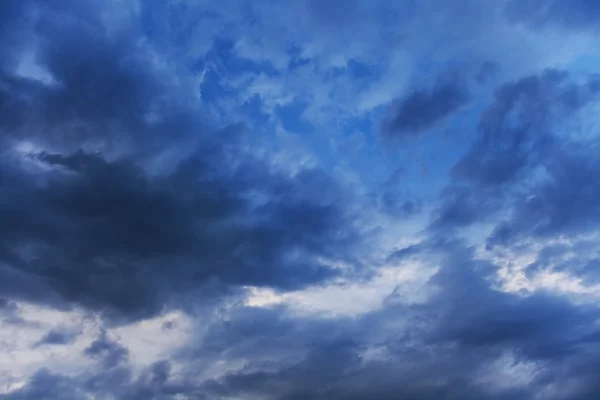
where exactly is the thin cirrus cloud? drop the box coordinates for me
[2,1,600,399]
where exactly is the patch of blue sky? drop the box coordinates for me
[565,49,600,77]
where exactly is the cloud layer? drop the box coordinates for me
[2,1,600,399]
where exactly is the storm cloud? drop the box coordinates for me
[3,1,600,399]
[0,0,366,323]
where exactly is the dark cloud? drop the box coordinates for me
[448,71,600,244]
[453,69,595,188]
[188,304,359,367]
[0,298,18,313]
[0,298,25,325]
[33,328,78,347]
[1,361,195,400]
[427,256,591,361]
[488,148,600,247]
[0,0,367,322]
[0,147,360,321]
[432,70,600,231]
[398,241,591,355]
[7,240,600,399]
[382,80,468,137]
[84,331,129,369]
[189,241,600,400]
[429,185,499,230]
[5,2,600,400]
[0,0,198,157]
[0,369,84,400]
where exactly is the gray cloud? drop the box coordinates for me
[84,331,129,369]
[0,0,368,323]
[33,329,78,347]
[488,148,600,247]
[178,241,600,400]
[431,70,600,231]
[382,80,468,138]
[4,1,600,400]
[452,69,592,188]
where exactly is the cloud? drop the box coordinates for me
[33,329,78,347]
[430,185,499,230]
[6,218,600,399]
[0,146,363,322]
[84,331,129,369]
[0,298,24,325]
[0,0,369,323]
[431,70,600,231]
[382,80,469,137]
[4,1,600,400]
[1,369,84,400]
[488,148,600,247]
[453,69,597,188]
[184,240,600,400]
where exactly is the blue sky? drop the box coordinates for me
[3,0,600,399]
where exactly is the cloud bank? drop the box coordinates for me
[2,1,600,399]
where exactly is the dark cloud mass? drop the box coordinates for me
[4,1,600,400]
[84,331,130,368]
[383,80,468,137]
[432,70,600,231]
[0,0,364,322]
[10,241,600,400]
[488,147,600,246]
[453,70,598,188]
[0,145,359,321]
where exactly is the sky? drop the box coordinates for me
[3,0,600,399]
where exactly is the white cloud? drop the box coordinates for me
[0,303,192,394]
[245,259,433,317]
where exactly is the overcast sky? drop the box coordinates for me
[3,1,600,399]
